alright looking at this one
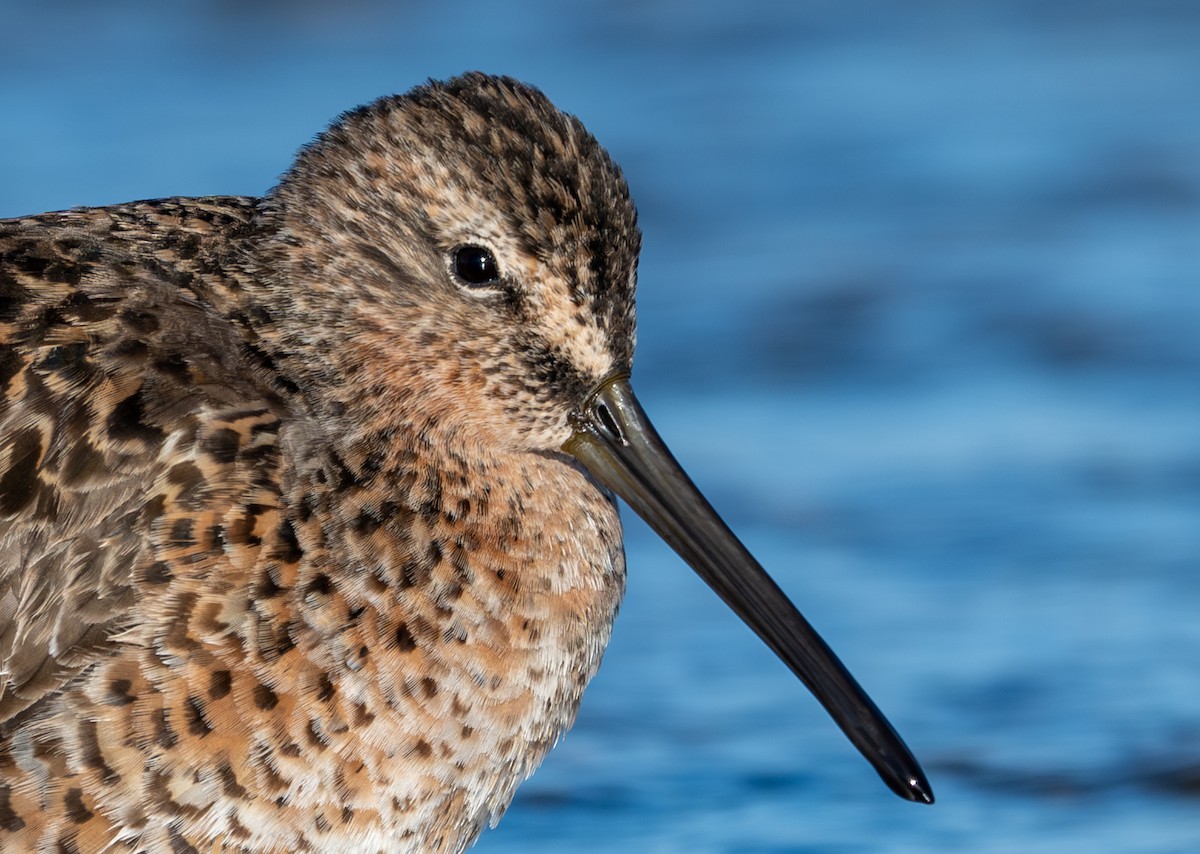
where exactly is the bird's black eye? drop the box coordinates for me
[452,245,501,287]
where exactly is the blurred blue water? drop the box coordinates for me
[4,2,1199,851]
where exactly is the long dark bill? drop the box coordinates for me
[564,375,933,804]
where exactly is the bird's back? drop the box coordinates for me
[0,197,279,718]
[0,198,306,848]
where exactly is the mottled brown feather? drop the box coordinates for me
[0,198,271,714]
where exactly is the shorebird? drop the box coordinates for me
[0,73,931,853]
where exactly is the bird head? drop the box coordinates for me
[262,72,638,455]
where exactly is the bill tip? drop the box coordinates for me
[901,774,935,805]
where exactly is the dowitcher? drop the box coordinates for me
[0,73,931,853]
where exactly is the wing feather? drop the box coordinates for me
[0,199,280,723]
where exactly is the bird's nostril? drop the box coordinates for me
[594,402,626,445]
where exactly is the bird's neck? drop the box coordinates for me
[233,427,629,846]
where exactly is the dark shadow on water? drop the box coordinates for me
[935,752,1200,800]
